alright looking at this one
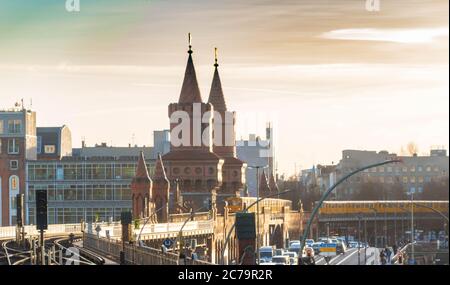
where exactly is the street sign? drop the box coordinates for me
[163,238,174,248]
[319,243,337,257]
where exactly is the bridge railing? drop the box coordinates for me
[83,233,179,265]
[0,224,82,239]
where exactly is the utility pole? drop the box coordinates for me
[364,217,367,265]
[256,166,260,265]
[411,191,415,265]
[358,215,361,265]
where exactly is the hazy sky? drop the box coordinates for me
[0,0,448,175]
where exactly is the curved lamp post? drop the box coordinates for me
[220,189,293,265]
[137,206,166,244]
[174,205,209,256]
[299,159,402,256]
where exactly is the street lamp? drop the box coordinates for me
[220,189,293,265]
[299,159,401,255]
[369,207,377,248]
[137,205,166,244]
[247,164,269,265]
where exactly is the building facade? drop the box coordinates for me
[0,107,37,226]
[236,124,275,197]
[335,149,449,199]
[26,156,154,225]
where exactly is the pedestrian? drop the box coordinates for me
[385,247,392,263]
[380,249,386,265]
[393,244,398,255]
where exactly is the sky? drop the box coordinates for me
[0,0,448,176]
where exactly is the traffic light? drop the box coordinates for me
[36,190,48,230]
[16,194,24,227]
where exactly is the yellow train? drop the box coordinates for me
[226,197,292,214]
[319,201,449,215]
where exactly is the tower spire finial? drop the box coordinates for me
[188,33,192,54]
[214,47,218,67]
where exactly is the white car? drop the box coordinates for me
[271,255,290,265]
[283,251,298,265]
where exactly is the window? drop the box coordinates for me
[10,160,18,170]
[418,176,424,183]
[378,167,384,173]
[387,166,392,172]
[402,167,408,172]
[426,166,431,172]
[44,145,56,154]
[417,166,423,172]
[37,136,42,154]
[0,120,4,134]
[7,139,19,154]
[402,176,408,183]
[8,120,22,134]
[418,187,423,193]
[410,166,416,172]
[410,176,416,183]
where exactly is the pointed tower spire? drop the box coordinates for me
[154,153,168,180]
[259,169,271,197]
[179,33,202,104]
[135,151,151,181]
[269,172,279,193]
[208,47,227,112]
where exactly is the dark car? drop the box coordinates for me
[336,241,347,254]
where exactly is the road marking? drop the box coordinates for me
[336,248,360,265]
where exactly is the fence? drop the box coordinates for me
[83,233,179,265]
[0,223,82,239]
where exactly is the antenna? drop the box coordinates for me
[214,47,218,67]
[188,33,192,54]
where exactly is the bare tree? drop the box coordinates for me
[407,142,419,156]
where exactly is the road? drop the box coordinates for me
[314,247,380,265]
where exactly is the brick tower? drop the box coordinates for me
[258,169,271,198]
[207,48,246,207]
[152,153,170,223]
[162,35,222,211]
[131,151,154,220]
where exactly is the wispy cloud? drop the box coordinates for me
[321,27,449,43]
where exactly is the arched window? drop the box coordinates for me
[9,175,19,192]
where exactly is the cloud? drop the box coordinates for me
[321,27,449,43]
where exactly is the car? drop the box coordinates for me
[348,241,358,248]
[283,251,298,265]
[259,246,275,263]
[336,240,347,254]
[288,242,301,254]
[275,248,285,256]
[271,255,290,265]
[311,242,323,255]
[305,239,315,247]
[289,240,300,247]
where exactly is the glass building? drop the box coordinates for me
[26,157,154,225]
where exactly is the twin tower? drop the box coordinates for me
[132,36,246,222]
